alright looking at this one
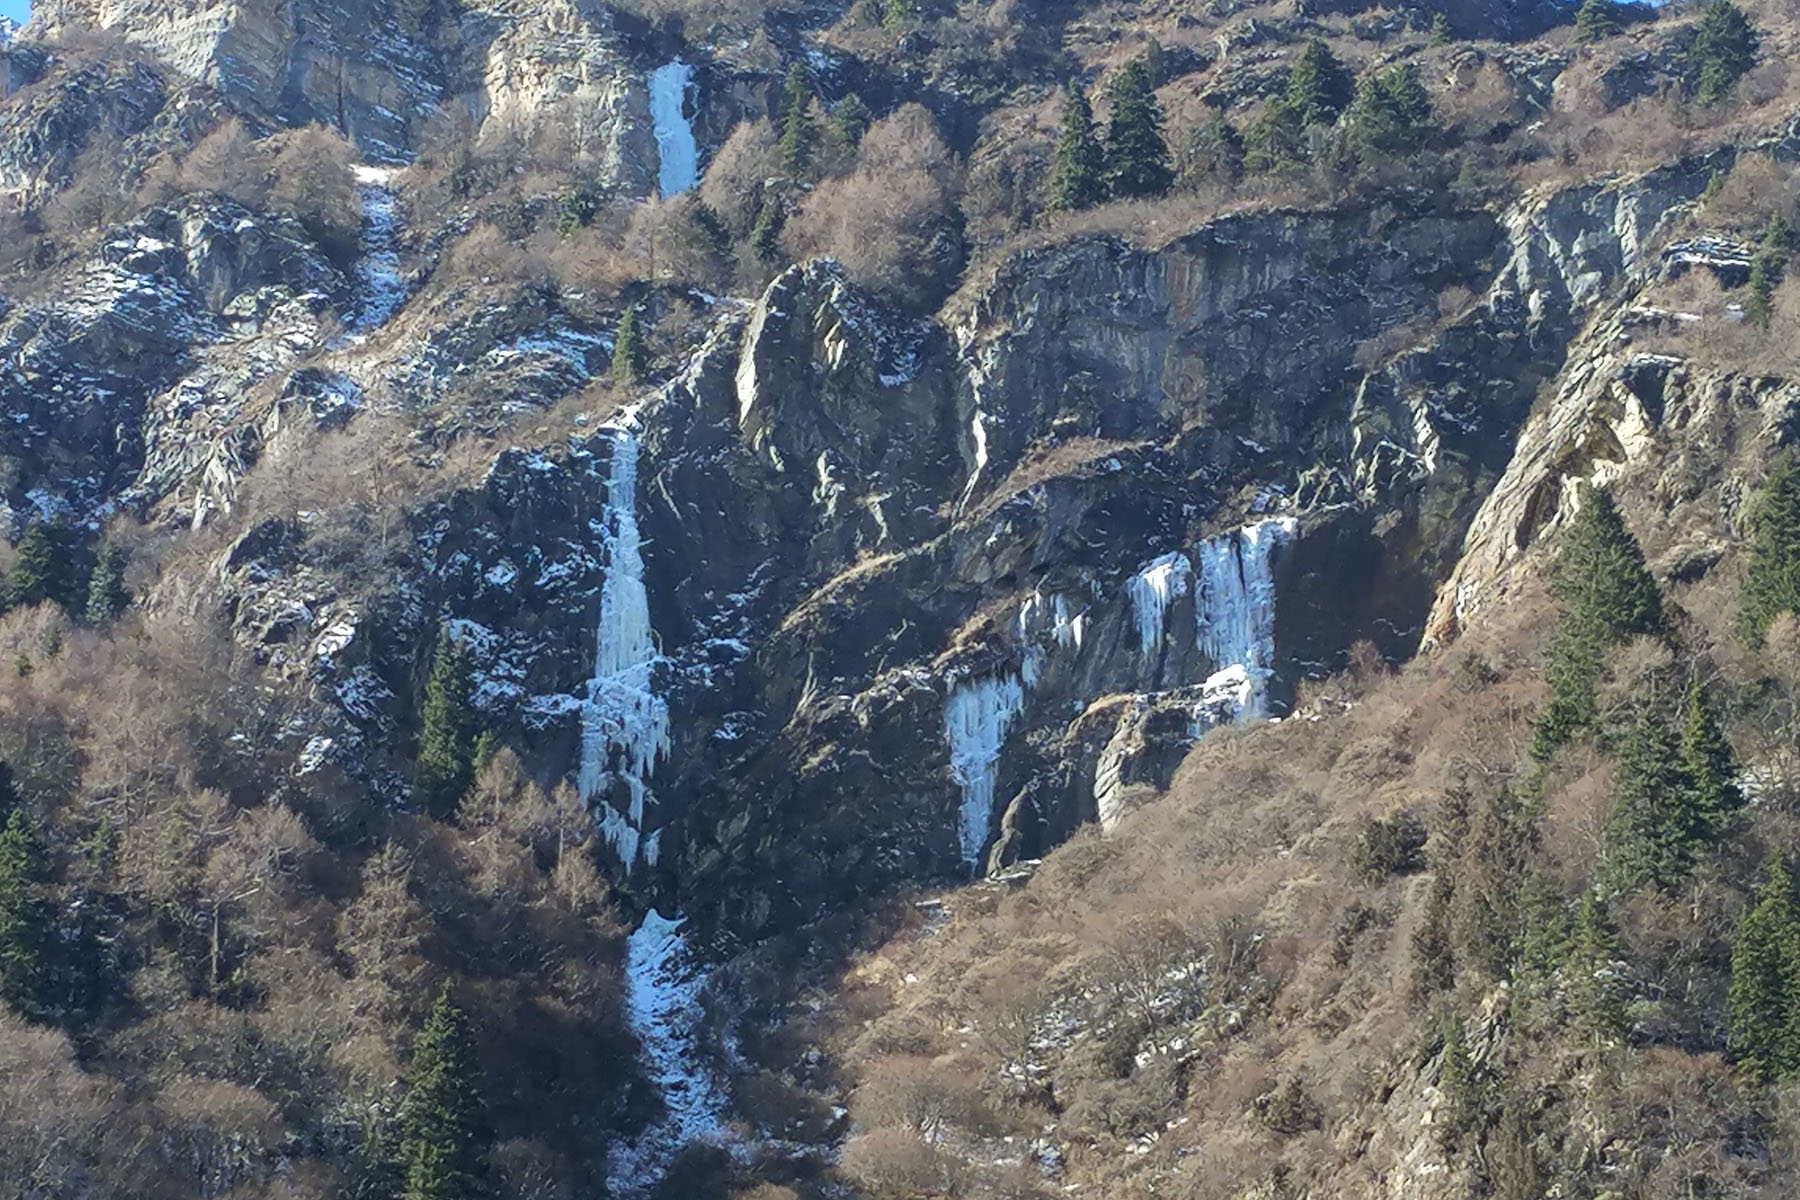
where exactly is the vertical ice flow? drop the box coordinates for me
[1194,517,1296,720]
[945,673,1029,871]
[579,429,670,867]
[608,911,732,1195]
[649,61,700,196]
[1129,552,1193,657]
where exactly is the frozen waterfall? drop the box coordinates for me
[578,428,671,868]
[1194,517,1296,720]
[1129,552,1193,658]
[608,911,733,1195]
[346,165,409,334]
[945,673,1030,871]
[649,61,700,196]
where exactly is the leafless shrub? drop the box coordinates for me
[840,1126,964,1198]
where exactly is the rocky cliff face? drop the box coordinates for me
[157,142,1720,942]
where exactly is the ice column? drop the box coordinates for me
[578,429,671,867]
[1194,517,1297,721]
[944,673,1029,871]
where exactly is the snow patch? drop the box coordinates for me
[649,61,701,196]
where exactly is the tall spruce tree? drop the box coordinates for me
[1574,0,1621,43]
[0,810,49,1018]
[1533,486,1665,759]
[415,631,477,820]
[1430,12,1453,45]
[1692,0,1759,105]
[1565,894,1629,1047]
[1103,59,1173,199]
[1347,64,1431,158]
[1453,788,1532,979]
[1738,455,1800,646]
[1286,38,1355,127]
[399,986,489,1200]
[1608,703,1705,893]
[779,63,817,176]
[1728,856,1800,1082]
[8,522,63,610]
[1245,97,1306,172]
[750,199,785,264]
[1680,678,1742,839]
[84,544,129,626]
[833,93,872,148]
[612,306,647,388]
[0,760,20,826]
[1048,82,1106,211]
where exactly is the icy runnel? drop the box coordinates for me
[945,673,1029,871]
[608,910,733,1195]
[347,165,409,333]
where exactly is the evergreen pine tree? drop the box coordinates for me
[84,544,129,626]
[398,986,489,1200]
[1692,0,1759,105]
[881,0,917,29]
[1768,212,1796,257]
[1728,856,1800,1082]
[1430,12,1453,45]
[1532,486,1666,759]
[8,523,62,610]
[1181,109,1245,187]
[1747,252,1776,329]
[0,761,20,826]
[833,93,872,148]
[750,199,785,264]
[415,631,476,820]
[1737,455,1800,647]
[612,306,647,389]
[1566,894,1629,1047]
[1048,82,1106,211]
[1608,703,1705,893]
[1286,38,1355,127]
[1436,1010,1479,1150]
[1680,678,1742,839]
[779,63,817,176]
[1347,64,1431,158]
[1244,97,1307,172]
[1575,0,1621,43]
[1103,59,1174,200]
[1454,788,1531,979]
[0,809,49,1018]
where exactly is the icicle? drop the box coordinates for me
[1128,552,1193,657]
[1194,517,1296,721]
[578,429,671,868]
[944,673,1029,871]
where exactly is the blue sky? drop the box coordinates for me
[0,0,28,24]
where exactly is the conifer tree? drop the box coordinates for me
[1182,109,1245,187]
[1436,1010,1479,1150]
[1533,486,1665,759]
[84,544,129,626]
[833,93,872,149]
[1738,455,1800,647]
[1747,252,1776,329]
[8,522,62,610]
[1566,894,1629,1047]
[0,760,20,826]
[1768,212,1796,257]
[612,306,647,389]
[1430,12,1453,45]
[1244,97,1306,173]
[1575,0,1621,43]
[779,63,817,176]
[1048,82,1106,211]
[1286,38,1355,127]
[1680,678,1742,839]
[1608,703,1705,893]
[750,200,785,264]
[1728,856,1800,1082]
[0,809,49,1018]
[1692,0,1759,105]
[415,631,477,820]
[1347,64,1431,158]
[1103,59,1173,200]
[1454,788,1531,979]
[398,986,489,1200]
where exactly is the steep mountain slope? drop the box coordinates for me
[4,0,1800,1197]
